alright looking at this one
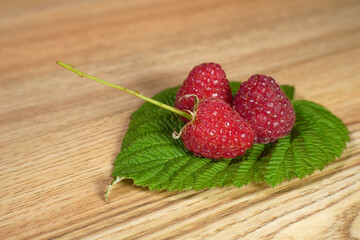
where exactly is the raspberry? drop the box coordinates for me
[175,63,232,122]
[233,74,295,144]
[180,97,255,159]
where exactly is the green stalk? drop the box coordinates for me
[56,61,192,120]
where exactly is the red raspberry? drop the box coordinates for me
[175,63,232,122]
[180,97,255,159]
[233,74,295,144]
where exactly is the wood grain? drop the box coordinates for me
[1,0,360,239]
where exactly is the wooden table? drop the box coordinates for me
[1,0,360,239]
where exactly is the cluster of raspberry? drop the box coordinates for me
[174,63,295,159]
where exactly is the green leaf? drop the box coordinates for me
[229,81,242,97]
[111,83,349,191]
[264,100,349,186]
[281,85,295,101]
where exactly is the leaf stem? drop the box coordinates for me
[105,176,124,203]
[56,61,192,120]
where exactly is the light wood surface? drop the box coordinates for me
[1,0,360,239]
